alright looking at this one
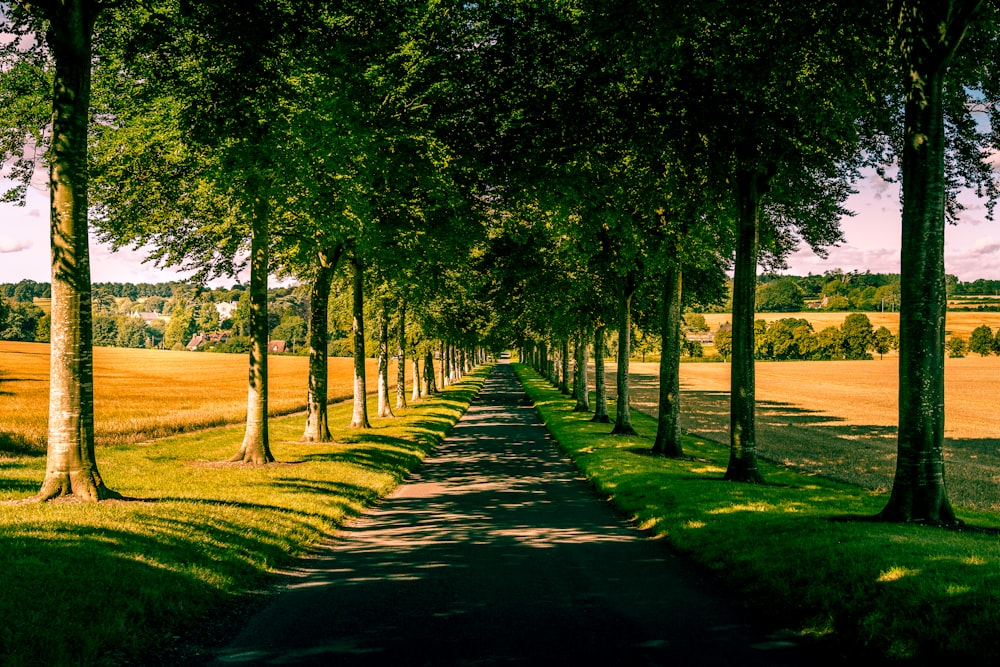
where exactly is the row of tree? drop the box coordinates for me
[1,1,998,534]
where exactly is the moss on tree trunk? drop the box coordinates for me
[303,259,334,442]
[652,264,684,458]
[612,285,638,436]
[349,256,371,429]
[591,325,610,423]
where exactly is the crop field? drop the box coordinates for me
[618,357,1000,512]
[0,341,395,451]
[697,310,1000,342]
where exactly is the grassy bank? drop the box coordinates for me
[513,363,1000,664]
[0,365,489,667]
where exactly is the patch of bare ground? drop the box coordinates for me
[611,358,1000,512]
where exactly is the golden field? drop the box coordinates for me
[699,310,1000,341]
[0,341,396,450]
[620,357,1000,511]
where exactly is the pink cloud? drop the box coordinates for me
[0,238,32,253]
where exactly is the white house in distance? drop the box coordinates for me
[215,301,239,321]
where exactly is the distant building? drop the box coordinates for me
[186,334,206,351]
[269,340,287,354]
[131,312,165,323]
[215,301,239,320]
[186,331,231,351]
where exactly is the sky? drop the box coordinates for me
[2,170,1000,285]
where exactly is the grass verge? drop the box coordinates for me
[513,363,1000,664]
[0,365,490,667]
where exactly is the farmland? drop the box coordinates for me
[620,357,1000,512]
[0,341,393,451]
[697,310,1000,343]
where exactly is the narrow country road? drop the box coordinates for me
[213,362,826,666]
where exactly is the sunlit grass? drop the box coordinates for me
[0,365,488,667]
[514,363,1000,663]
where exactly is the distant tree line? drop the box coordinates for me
[713,313,898,362]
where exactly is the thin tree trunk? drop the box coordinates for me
[396,299,407,410]
[612,283,638,436]
[377,300,394,418]
[36,3,119,500]
[231,180,274,464]
[725,170,766,483]
[440,340,449,388]
[652,264,684,457]
[591,325,610,423]
[573,330,590,413]
[303,255,335,442]
[560,338,570,395]
[879,1,976,524]
[349,256,371,429]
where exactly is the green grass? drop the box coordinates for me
[513,363,1000,663]
[0,366,489,667]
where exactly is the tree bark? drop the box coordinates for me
[591,325,610,423]
[349,256,371,429]
[231,177,274,464]
[879,0,979,524]
[411,355,421,402]
[725,169,766,483]
[573,330,590,412]
[303,252,336,442]
[560,338,571,395]
[652,264,684,458]
[376,300,395,418]
[612,282,638,436]
[396,299,407,410]
[425,349,437,394]
[36,1,119,501]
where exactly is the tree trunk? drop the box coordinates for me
[377,300,394,418]
[725,170,765,483]
[411,355,421,402]
[231,179,274,464]
[36,3,119,501]
[879,1,976,524]
[560,338,570,395]
[425,349,437,395]
[652,264,684,458]
[591,325,610,423]
[612,283,638,436]
[349,256,371,429]
[396,299,407,410]
[303,256,334,442]
[573,331,590,412]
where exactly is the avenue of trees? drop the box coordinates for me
[1,1,999,527]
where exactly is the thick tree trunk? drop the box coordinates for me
[377,300,394,418]
[725,170,765,483]
[425,349,437,394]
[36,3,119,501]
[573,331,590,412]
[231,181,274,464]
[591,325,610,423]
[652,264,684,458]
[303,255,335,442]
[396,299,407,410]
[879,3,975,524]
[349,256,371,429]
[612,284,638,436]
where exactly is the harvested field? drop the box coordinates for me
[0,341,395,451]
[612,358,1000,512]
[698,310,1000,342]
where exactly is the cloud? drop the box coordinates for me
[968,237,1000,255]
[0,237,32,253]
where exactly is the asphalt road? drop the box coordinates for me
[212,362,828,666]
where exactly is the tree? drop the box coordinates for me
[873,325,897,359]
[755,279,805,312]
[713,327,732,361]
[947,336,968,358]
[841,313,875,360]
[968,324,994,356]
[1,1,120,500]
[879,0,999,525]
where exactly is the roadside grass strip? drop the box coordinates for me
[513,363,1000,664]
[0,365,490,667]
